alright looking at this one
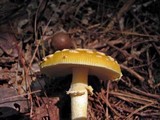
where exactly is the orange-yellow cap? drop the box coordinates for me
[40,49,122,81]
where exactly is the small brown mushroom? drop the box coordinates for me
[51,31,75,50]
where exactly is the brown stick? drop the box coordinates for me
[105,0,135,32]
[120,64,144,82]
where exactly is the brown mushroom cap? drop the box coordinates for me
[51,32,74,50]
[40,49,122,81]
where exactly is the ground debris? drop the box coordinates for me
[0,0,160,119]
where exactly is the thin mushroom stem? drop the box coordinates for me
[67,67,91,120]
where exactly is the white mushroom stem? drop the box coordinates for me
[67,67,93,120]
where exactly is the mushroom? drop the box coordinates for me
[40,49,122,120]
[51,31,75,50]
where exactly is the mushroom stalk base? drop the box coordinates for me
[67,67,89,120]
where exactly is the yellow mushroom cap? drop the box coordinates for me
[40,49,122,81]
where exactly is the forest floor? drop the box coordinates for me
[0,0,160,119]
